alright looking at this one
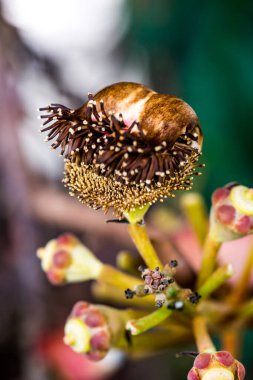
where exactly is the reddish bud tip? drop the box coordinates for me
[212,188,230,205]
[53,250,72,268]
[85,310,106,328]
[216,205,235,225]
[237,362,246,380]
[194,352,211,369]
[47,269,65,285]
[187,368,199,380]
[90,331,110,351]
[215,351,234,367]
[235,215,251,234]
[71,301,89,317]
[57,233,76,246]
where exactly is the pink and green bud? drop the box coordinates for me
[187,351,245,380]
[37,234,102,284]
[210,184,253,242]
[64,302,111,361]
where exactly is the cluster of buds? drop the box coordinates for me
[210,183,253,242]
[187,351,245,380]
[37,234,102,284]
[125,262,176,307]
[125,261,201,309]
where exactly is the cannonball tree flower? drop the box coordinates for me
[39,82,203,218]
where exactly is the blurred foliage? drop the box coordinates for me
[128,0,253,200]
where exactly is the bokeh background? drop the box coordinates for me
[1,0,253,379]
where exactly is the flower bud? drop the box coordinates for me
[39,82,203,217]
[125,265,177,307]
[37,234,102,284]
[187,351,245,380]
[210,184,253,242]
[64,302,111,361]
[64,301,128,361]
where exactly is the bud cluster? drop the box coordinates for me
[125,262,176,307]
[125,261,201,309]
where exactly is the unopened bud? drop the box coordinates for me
[64,302,111,360]
[187,351,245,380]
[210,184,253,242]
[64,301,129,361]
[37,234,102,284]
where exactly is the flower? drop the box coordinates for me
[187,351,245,380]
[39,82,203,217]
[210,183,253,242]
[37,233,102,284]
[64,301,128,361]
[64,302,111,361]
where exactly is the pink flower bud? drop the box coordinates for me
[216,205,235,225]
[37,234,102,284]
[53,250,72,268]
[64,302,111,361]
[237,362,246,380]
[187,368,199,380]
[210,184,253,242]
[234,215,251,234]
[215,351,235,367]
[194,352,212,369]
[187,351,245,380]
[212,188,230,205]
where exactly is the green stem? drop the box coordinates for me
[193,315,216,353]
[197,233,221,288]
[92,281,154,307]
[99,265,142,291]
[198,264,233,299]
[124,204,150,224]
[116,250,140,276]
[238,299,253,320]
[116,329,192,355]
[180,192,208,245]
[128,223,163,269]
[126,306,172,335]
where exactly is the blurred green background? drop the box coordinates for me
[128,0,253,198]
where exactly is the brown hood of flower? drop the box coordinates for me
[40,82,203,217]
